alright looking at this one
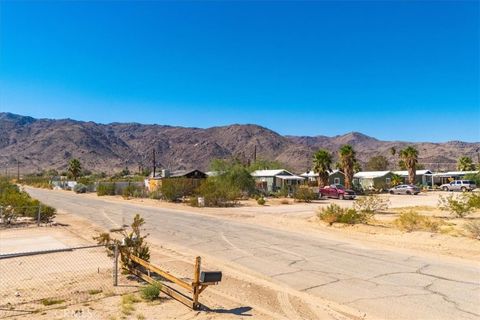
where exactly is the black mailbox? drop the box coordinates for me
[200,271,222,283]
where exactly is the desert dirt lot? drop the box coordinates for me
[5,187,480,320]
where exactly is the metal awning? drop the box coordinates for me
[276,175,305,180]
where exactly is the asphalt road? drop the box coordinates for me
[27,188,480,320]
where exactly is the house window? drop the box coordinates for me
[334,177,340,184]
[386,178,391,184]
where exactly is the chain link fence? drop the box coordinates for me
[0,205,55,228]
[0,245,133,318]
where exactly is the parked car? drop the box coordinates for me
[319,184,356,200]
[440,180,477,192]
[388,184,420,195]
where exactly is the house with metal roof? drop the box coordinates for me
[251,169,304,193]
[300,170,345,186]
[146,169,207,191]
[431,170,479,186]
[393,169,433,185]
[353,171,395,190]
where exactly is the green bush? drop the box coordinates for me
[149,190,162,200]
[354,195,389,213]
[438,194,473,218]
[195,178,240,207]
[97,183,116,196]
[209,159,256,196]
[257,197,266,205]
[293,187,316,203]
[0,178,56,223]
[275,185,289,198]
[122,184,145,199]
[467,192,480,209]
[73,183,87,193]
[160,178,197,202]
[317,204,366,225]
[395,211,440,232]
[140,282,161,301]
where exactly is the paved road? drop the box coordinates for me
[27,188,480,320]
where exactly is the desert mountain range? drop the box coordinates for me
[1,112,478,174]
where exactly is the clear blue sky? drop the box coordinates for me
[1,1,479,142]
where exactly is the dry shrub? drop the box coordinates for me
[280,199,290,205]
[438,194,473,218]
[353,195,390,218]
[464,221,480,239]
[293,187,316,203]
[395,211,441,232]
[317,204,367,225]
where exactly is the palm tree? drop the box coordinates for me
[457,156,475,171]
[339,145,356,189]
[391,174,403,186]
[312,149,333,187]
[68,158,82,181]
[399,146,418,184]
[390,147,396,157]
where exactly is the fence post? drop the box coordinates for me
[37,205,41,226]
[113,243,119,286]
[193,256,201,310]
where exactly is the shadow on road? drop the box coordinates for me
[205,306,253,316]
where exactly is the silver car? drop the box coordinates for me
[440,180,477,192]
[388,184,420,195]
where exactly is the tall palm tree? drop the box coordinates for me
[399,146,418,184]
[457,156,475,171]
[312,149,333,187]
[339,145,356,189]
[68,158,82,181]
[390,147,396,157]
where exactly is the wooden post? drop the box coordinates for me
[193,256,201,310]
[113,243,119,286]
[37,205,41,226]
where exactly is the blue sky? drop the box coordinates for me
[0,1,479,142]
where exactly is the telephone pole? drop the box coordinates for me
[152,149,156,177]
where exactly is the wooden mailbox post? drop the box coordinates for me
[125,254,221,310]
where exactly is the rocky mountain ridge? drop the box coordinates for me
[1,112,478,174]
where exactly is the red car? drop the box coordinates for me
[319,184,356,200]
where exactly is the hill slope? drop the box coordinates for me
[1,113,478,173]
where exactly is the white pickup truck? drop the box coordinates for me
[440,180,477,192]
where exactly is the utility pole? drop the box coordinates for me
[152,149,156,177]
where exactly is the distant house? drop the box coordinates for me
[251,169,304,193]
[431,170,479,186]
[300,170,345,186]
[146,169,207,191]
[393,170,433,185]
[353,171,395,190]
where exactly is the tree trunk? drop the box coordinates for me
[408,167,415,185]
